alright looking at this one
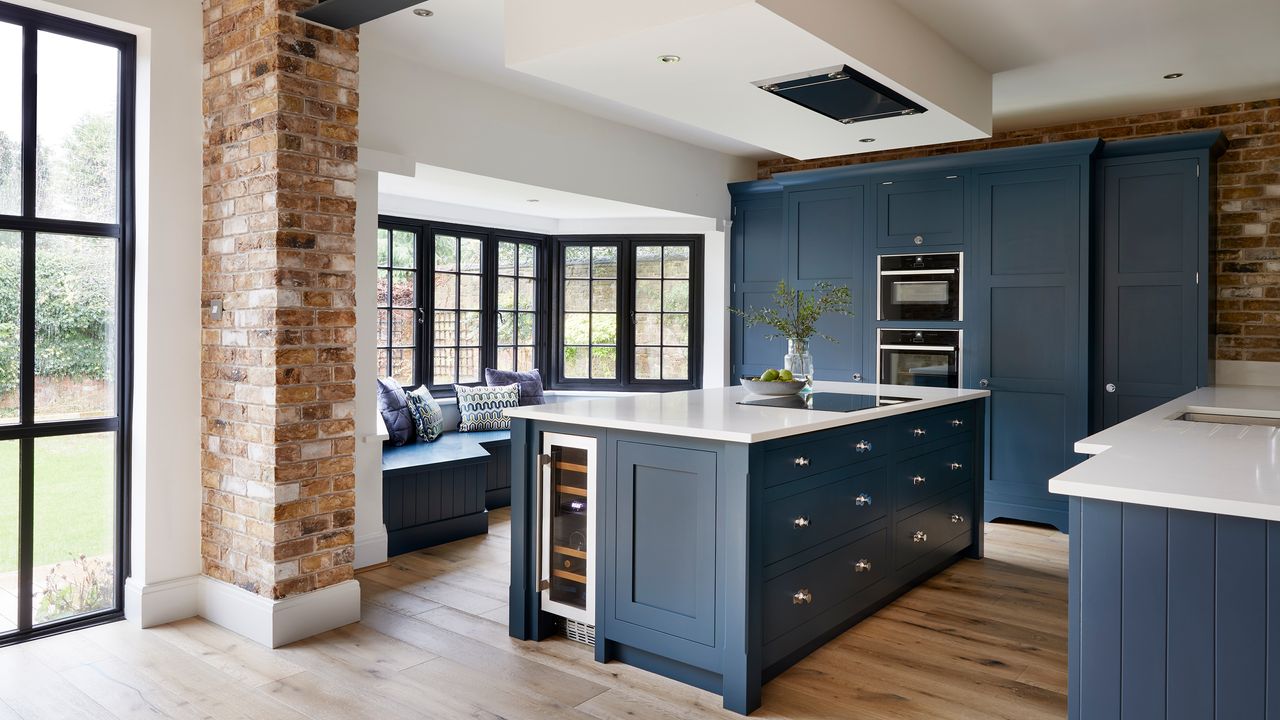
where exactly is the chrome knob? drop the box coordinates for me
[854,493,872,507]
[950,419,964,428]
[793,515,810,529]
[912,427,927,438]
[1106,383,1117,393]
[912,530,928,544]
[911,475,926,486]
[950,462,963,471]
[855,440,873,453]
[793,456,810,467]
[854,559,872,573]
[852,372,863,382]
[792,589,813,605]
[913,234,924,246]
[950,513,965,524]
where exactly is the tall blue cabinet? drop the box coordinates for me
[730,131,1224,534]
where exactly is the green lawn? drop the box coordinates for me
[0,433,114,573]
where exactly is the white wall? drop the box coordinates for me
[353,169,388,569]
[13,0,204,624]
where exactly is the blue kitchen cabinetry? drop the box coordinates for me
[729,185,787,380]
[876,173,967,248]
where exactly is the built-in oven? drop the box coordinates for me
[878,329,961,389]
[878,252,962,321]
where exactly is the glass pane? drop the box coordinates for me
[634,347,661,380]
[497,242,516,275]
[635,313,661,346]
[662,347,689,381]
[517,346,534,371]
[635,279,661,312]
[592,246,617,278]
[459,311,481,346]
[564,280,590,312]
[591,280,616,312]
[664,245,691,278]
[663,280,690,312]
[563,347,589,379]
[433,311,456,345]
[517,278,535,311]
[390,349,414,386]
[36,32,120,223]
[433,348,456,385]
[591,314,616,345]
[391,270,415,308]
[591,347,616,379]
[32,432,116,625]
[433,273,456,309]
[518,244,536,277]
[391,309,415,346]
[377,352,390,379]
[497,311,515,345]
[35,235,117,422]
[392,230,415,268]
[376,309,389,347]
[459,237,482,273]
[518,313,535,345]
[458,348,480,383]
[0,440,14,632]
[0,22,19,216]
[458,274,481,310]
[663,314,689,346]
[497,346,514,372]
[564,246,590,278]
[0,232,17,425]
[497,277,516,310]
[376,269,389,306]
[563,313,590,345]
[635,246,662,279]
[376,229,389,266]
[434,235,457,272]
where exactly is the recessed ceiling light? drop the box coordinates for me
[658,55,681,64]
[526,199,540,203]
[859,138,876,143]
[1163,72,1183,79]
[413,8,433,17]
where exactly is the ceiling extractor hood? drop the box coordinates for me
[755,65,928,125]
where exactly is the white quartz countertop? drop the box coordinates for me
[1048,385,1280,521]
[505,381,989,443]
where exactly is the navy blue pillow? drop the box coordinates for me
[484,368,546,406]
[376,377,415,446]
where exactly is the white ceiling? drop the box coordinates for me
[363,0,1280,159]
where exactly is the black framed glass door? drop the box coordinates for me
[0,1,135,646]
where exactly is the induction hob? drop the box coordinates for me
[737,391,921,413]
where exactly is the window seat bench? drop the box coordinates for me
[381,430,511,556]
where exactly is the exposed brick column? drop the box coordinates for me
[201,0,360,600]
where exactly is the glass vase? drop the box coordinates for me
[784,338,815,392]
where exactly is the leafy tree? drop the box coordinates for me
[0,131,18,214]
[53,112,116,222]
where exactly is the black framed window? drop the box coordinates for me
[431,230,485,386]
[495,238,539,372]
[0,1,135,647]
[560,242,619,380]
[375,224,419,385]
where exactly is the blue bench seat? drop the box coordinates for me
[381,430,511,555]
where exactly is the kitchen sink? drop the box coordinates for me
[1177,411,1280,428]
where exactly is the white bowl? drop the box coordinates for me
[740,376,806,395]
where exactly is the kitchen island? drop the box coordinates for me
[506,382,988,714]
[1049,386,1280,719]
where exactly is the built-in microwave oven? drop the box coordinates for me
[878,252,962,322]
[878,329,961,389]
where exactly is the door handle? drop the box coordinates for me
[1105,383,1117,393]
[978,378,989,388]
[536,453,552,592]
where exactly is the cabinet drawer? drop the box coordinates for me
[876,176,966,248]
[894,487,974,570]
[764,426,887,488]
[764,465,887,565]
[891,440,973,511]
[893,403,974,450]
[763,529,888,644]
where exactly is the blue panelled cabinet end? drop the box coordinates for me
[730,130,1225,534]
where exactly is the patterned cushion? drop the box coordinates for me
[376,377,415,447]
[455,383,520,432]
[405,386,445,442]
[484,367,546,406]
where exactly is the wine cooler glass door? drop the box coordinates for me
[538,432,597,624]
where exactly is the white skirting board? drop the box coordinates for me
[355,528,389,569]
[1216,360,1280,388]
[124,575,362,648]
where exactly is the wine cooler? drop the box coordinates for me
[537,433,597,627]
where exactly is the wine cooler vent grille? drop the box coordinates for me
[564,619,596,646]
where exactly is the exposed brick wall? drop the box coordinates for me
[201,0,360,599]
[758,99,1280,363]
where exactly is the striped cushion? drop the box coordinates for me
[455,383,520,432]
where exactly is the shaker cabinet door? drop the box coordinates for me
[731,194,787,380]
[876,175,966,248]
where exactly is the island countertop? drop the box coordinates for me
[1048,385,1280,521]
[505,381,989,443]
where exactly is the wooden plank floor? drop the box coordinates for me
[0,509,1068,719]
